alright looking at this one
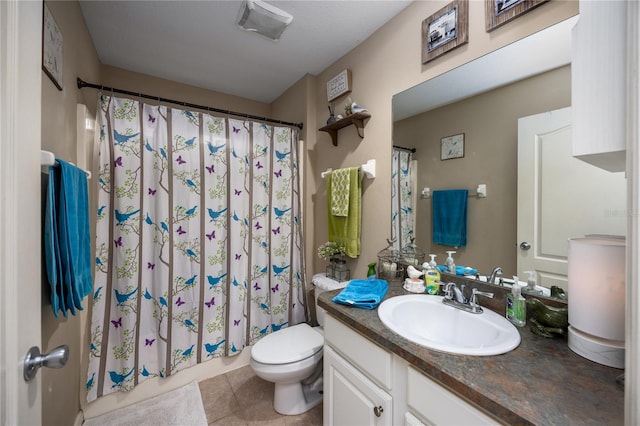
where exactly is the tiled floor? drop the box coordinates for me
[198,366,323,425]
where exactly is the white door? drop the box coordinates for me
[324,346,393,426]
[517,107,626,290]
[0,1,43,424]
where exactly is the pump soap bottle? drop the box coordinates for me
[445,251,456,275]
[506,276,526,327]
[422,255,441,295]
[522,270,543,295]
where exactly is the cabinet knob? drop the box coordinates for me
[374,406,384,417]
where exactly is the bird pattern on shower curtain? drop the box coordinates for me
[391,148,414,251]
[86,94,307,401]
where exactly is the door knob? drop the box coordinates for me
[520,242,531,250]
[23,345,69,382]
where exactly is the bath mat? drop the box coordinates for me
[83,381,208,426]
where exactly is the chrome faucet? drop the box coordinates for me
[487,267,503,285]
[443,283,493,314]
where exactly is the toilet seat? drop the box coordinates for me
[252,323,323,365]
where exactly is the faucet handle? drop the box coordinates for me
[470,288,494,311]
[443,282,456,300]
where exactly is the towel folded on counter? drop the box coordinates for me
[332,279,389,310]
[437,265,478,276]
[44,159,92,318]
[432,189,468,247]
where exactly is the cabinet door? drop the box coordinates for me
[324,346,392,426]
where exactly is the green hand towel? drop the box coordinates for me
[327,167,361,258]
[331,168,351,217]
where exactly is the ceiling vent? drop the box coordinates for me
[235,0,293,42]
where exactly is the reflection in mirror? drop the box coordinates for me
[391,16,625,300]
[390,145,416,252]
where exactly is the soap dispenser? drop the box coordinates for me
[522,270,543,295]
[445,251,456,275]
[422,256,441,295]
[506,276,526,327]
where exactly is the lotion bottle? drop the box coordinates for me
[506,276,526,327]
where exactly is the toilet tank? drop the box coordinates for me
[312,273,349,327]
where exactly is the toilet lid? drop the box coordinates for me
[252,323,323,364]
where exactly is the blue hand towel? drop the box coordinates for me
[432,189,468,247]
[44,159,92,317]
[332,279,389,310]
[436,265,478,276]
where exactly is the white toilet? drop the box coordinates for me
[250,274,348,415]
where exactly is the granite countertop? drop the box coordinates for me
[318,282,624,425]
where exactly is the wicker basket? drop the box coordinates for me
[377,240,425,283]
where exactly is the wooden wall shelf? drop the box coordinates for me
[319,112,371,146]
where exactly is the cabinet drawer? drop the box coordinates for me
[407,367,497,426]
[324,315,393,390]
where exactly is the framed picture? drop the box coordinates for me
[485,0,549,32]
[422,0,468,64]
[42,3,63,90]
[441,133,465,160]
[326,69,352,102]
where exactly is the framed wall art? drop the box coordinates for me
[441,133,465,160]
[42,3,63,90]
[422,0,468,64]
[326,69,352,102]
[485,0,549,32]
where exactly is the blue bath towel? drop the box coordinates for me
[44,159,92,317]
[332,279,389,310]
[437,265,478,276]
[432,189,468,247]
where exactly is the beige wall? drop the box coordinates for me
[306,0,578,278]
[40,1,100,425]
[394,66,571,277]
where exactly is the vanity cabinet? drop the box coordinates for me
[324,346,393,425]
[323,315,393,425]
[406,367,497,426]
[323,313,499,426]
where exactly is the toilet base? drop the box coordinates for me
[273,378,323,415]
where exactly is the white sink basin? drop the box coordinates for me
[377,295,521,356]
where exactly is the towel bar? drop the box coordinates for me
[421,184,486,199]
[321,159,376,179]
[41,150,91,179]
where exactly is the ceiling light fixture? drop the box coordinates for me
[235,0,293,42]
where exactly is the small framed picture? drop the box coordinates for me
[422,0,469,64]
[485,0,549,32]
[42,3,63,90]
[441,133,465,160]
[326,69,352,102]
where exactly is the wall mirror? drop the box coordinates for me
[391,16,627,298]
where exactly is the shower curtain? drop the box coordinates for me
[391,148,414,251]
[87,94,307,401]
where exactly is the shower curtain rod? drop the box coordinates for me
[393,145,416,153]
[76,78,304,130]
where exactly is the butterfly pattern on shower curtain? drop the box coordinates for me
[87,95,307,401]
[391,148,414,251]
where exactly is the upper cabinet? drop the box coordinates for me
[571,1,627,172]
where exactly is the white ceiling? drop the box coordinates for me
[79,0,413,104]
